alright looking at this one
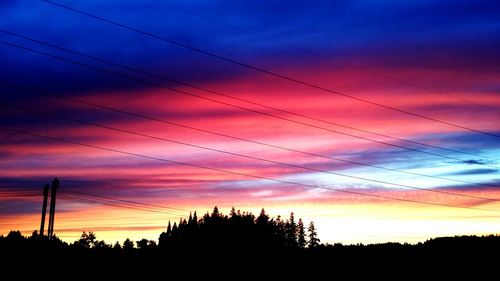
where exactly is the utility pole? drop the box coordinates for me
[39,184,49,236]
[47,178,59,238]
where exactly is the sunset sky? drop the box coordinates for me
[0,0,499,245]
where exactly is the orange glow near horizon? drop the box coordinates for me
[2,187,500,245]
[1,1,499,246]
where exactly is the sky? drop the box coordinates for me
[0,0,499,245]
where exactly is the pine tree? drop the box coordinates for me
[275,215,285,233]
[285,212,298,247]
[297,219,306,248]
[212,206,220,217]
[256,208,269,225]
[192,211,198,224]
[203,212,210,223]
[307,221,320,248]
[166,221,172,234]
[230,206,237,217]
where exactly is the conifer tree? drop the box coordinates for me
[297,219,306,248]
[192,211,198,224]
[285,212,298,247]
[256,208,269,225]
[307,221,320,248]
[167,221,172,234]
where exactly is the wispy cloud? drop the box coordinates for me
[0,0,499,244]
[445,169,498,176]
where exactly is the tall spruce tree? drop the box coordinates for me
[285,212,298,247]
[307,221,320,248]
[297,219,306,248]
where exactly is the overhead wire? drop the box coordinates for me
[0,28,496,163]
[0,186,187,216]
[160,2,499,111]
[41,0,500,139]
[0,187,185,216]
[2,102,500,202]
[1,126,499,213]
[0,40,497,170]
[59,193,185,216]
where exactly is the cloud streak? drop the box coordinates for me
[0,0,499,244]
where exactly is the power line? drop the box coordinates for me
[3,102,500,202]
[0,41,497,169]
[161,2,499,112]
[60,193,186,216]
[0,29,495,163]
[0,187,187,216]
[63,190,189,212]
[41,0,500,139]
[20,100,500,189]
[2,82,498,186]
[59,193,183,216]
[2,126,499,213]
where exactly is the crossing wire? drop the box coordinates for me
[2,81,499,186]
[0,28,496,162]
[160,1,499,111]
[0,187,187,216]
[41,0,500,139]
[0,40,497,170]
[62,190,189,212]
[3,102,500,202]
[2,126,499,213]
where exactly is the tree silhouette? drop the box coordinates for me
[123,238,134,251]
[212,206,220,217]
[192,211,198,224]
[2,230,499,274]
[76,231,96,248]
[6,230,22,240]
[297,219,306,248]
[285,212,298,247]
[167,221,172,234]
[256,208,269,225]
[274,215,286,246]
[94,240,110,249]
[307,221,320,248]
[230,206,237,217]
[157,206,314,252]
[136,239,157,250]
[136,238,149,250]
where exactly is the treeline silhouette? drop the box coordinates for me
[158,207,319,251]
[1,207,499,276]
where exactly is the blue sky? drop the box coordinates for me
[0,0,499,244]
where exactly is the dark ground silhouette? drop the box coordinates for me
[1,207,498,276]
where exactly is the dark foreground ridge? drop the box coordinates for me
[1,207,499,276]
